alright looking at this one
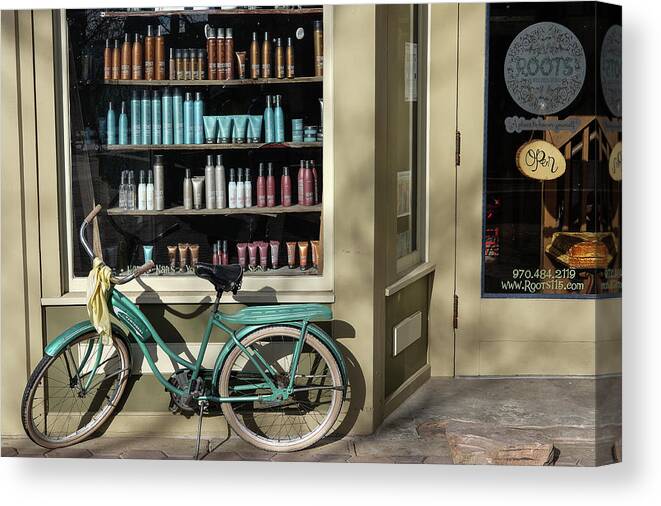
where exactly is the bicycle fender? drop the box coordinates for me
[211,323,348,393]
[44,321,130,357]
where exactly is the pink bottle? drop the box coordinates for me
[256,162,266,208]
[311,160,319,204]
[266,162,276,207]
[297,159,305,205]
[303,160,314,206]
[281,166,292,207]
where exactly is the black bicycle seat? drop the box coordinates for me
[195,263,243,294]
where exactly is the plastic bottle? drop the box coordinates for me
[266,162,276,207]
[153,154,165,210]
[141,90,151,145]
[205,154,216,209]
[119,170,127,209]
[118,101,128,145]
[173,88,183,144]
[236,168,245,209]
[183,168,193,210]
[215,154,226,209]
[228,168,237,209]
[162,88,173,145]
[244,167,252,207]
[151,90,162,145]
[256,162,266,207]
[304,160,314,206]
[274,94,285,143]
[127,170,136,210]
[138,170,147,210]
[194,92,204,144]
[183,92,193,144]
[130,90,141,144]
[281,166,292,207]
[297,159,305,204]
[264,95,274,143]
[106,102,116,145]
[146,170,154,210]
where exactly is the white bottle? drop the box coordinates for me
[236,168,245,209]
[146,170,155,210]
[119,170,127,210]
[204,154,216,209]
[244,167,252,208]
[215,154,226,209]
[138,170,147,210]
[228,168,237,209]
[127,171,136,210]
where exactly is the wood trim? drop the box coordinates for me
[385,262,435,296]
[383,364,431,417]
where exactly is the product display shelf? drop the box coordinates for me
[107,204,322,216]
[100,8,324,18]
[124,265,320,277]
[104,76,323,87]
[103,142,322,152]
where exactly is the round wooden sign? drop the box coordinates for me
[516,140,566,181]
[609,142,622,181]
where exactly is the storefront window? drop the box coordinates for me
[63,7,325,285]
[482,2,621,298]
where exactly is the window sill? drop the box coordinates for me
[385,262,436,297]
[41,289,335,306]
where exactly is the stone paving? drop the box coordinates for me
[1,376,621,466]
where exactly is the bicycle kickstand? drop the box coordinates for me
[194,400,208,461]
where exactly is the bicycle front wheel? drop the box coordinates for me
[218,326,344,452]
[21,331,131,449]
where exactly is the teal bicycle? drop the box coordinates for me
[21,205,347,455]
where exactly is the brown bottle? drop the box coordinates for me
[120,33,131,80]
[183,49,191,80]
[216,28,226,80]
[207,27,217,80]
[261,31,272,78]
[249,32,260,79]
[169,48,176,80]
[275,38,284,79]
[197,49,206,80]
[175,49,184,80]
[144,26,155,80]
[155,26,166,80]
[224,28,234,80]
[286,37,295,78]
[103,39,112,80]
[131,33,143,80]
[191,49,198,80]
[313,20,323,77]
[111,39,121,80]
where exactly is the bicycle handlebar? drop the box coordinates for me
[84,204,102,224]
[110,260,155,285]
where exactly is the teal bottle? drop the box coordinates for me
[106,102,116,145]
[193,91,204,144]
[274,94,285,143]
[173,88,183,144]
[130,90,141,145]
[118,101,128,145]
[264,95,274,143]
[183,92,194,144]
[152,90,162,145]
[141,90,151,145]
[162,88,173,145]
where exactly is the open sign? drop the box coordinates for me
[516,140,566,181]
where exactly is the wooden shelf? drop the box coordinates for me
[107,204,322,216]
[100,8,323,18]
[103,142,322,152]
[104,76,323,87]
[122,265,320,278]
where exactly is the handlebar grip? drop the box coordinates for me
[134,260,155,277]
[84,204,103,224]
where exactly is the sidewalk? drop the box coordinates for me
[2,377,621,465]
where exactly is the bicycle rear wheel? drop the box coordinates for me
[218,326,344,452]
[21,331,131,449]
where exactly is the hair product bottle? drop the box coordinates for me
[151,90,162,145]
[153,154,165,210]
[215,154,226,209]
[297,159,305,204]
[256,162,266,207]
[176,49,184,80]
[191,49,199,80]
[130,90,141,144]
[120,33,131,80]
[155,26,166,80]
[204,154,216,209]
[169,48,176,80]
[183,92,193,144]
[228,168,237,209]
[132,33,143,80]
[183,49,191,80]
[173,88,183,144]
[225,28,234,80]
[118,101,128,145]
[141,89,152,145]
[264,95,274,143]
[274,94,285,142]
[304,160,314,205]
[222,240,229,265]
[162,88,173,144]
[127,170,136,210]
[119,171,127,209]
[286,37,295,78]
[193,92,204,144]
[138,170,147,210]
[106,102,116,145]
[216,28,226,80]
[281,166,292,207]
[146,170,155,210]
[207,27,217,80]
[250,32,260,79]
[144,25,155,80]
[275,38,284,79]
[183,169,193,210]
[111,39,121,80]
[103,39,112,80]
[197,49,206,80]
[313,20,323,76]
[261,31,272,78]
[244,167,252,207]
[311,160,319,204]
[236,168,245,208]
[266,162,276,207]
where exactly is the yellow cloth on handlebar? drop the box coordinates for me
[86,257,113,345]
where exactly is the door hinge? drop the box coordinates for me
[455,130,461,166]
[453,294,459,329]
